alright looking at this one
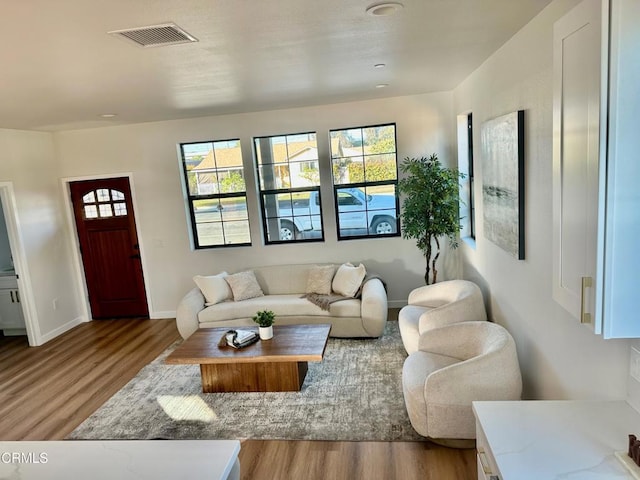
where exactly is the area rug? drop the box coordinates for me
[68,322,423,441]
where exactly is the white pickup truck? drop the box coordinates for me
[276,188,398,240]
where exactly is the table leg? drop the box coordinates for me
[200,361,308,392]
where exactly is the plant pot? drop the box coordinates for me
[259,326,273,340]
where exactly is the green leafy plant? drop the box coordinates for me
[347,158,397,183]
[398,154,464,285]
[252,310,276,327]
[219,171,246,193]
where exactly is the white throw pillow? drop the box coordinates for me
[225,270,264,301]
[332,263,366,298]
[193,272,232,306]
[306,265,336,295]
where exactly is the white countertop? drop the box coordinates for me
[473,400,640,479]
[0,440,240,480]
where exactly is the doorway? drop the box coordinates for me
[69,177,148,319]
[0,183,36,345]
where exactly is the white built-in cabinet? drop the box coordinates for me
[0,274,25,335]
[552,0,640,338]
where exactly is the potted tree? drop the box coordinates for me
[252,310,276,340]
[398,154,464,285]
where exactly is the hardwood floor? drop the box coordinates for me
[0,316,476,480]
[0,317,180,440]
[238,440,475,480]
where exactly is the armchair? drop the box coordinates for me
[402,321,522,444]
[398,280,487,354]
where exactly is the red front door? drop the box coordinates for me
[69,177,148,318]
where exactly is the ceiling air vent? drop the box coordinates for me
[108,23,198,47]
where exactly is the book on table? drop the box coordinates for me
[225,329,259,348]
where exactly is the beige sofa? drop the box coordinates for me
[176,263,388,339]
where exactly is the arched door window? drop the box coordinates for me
[81,189,128,219]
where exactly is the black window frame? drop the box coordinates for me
[467,113,476,240]
[179,139,252,249]
[329,122,401,241]
[253,131,325,245]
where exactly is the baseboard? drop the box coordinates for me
[37,316,86,345]
[387,300,407,309]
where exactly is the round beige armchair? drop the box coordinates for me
[398,280,487,355]
[402,321,522,445]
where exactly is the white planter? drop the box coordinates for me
[259,326,273,340]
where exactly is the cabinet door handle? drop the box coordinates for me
[477,447,492,474]
[581,276,593,324]
[10,291,14,303]
[15,290,19,303]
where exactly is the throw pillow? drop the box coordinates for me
[225,270,264,301]
[332,263,367,298]
[306,265,336,295]
[193,272,232,306]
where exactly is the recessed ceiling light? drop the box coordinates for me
[374,63,386,69]
[375,84,389,89]
[99,113,117,118]
[366,2,404,16]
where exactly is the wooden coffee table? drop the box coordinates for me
[165,324,331,393]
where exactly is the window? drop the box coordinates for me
[254,132,324,244]
[329,123,400,239]
[179,140,251,248]
[81,189,127,219]
[457,113,475,240]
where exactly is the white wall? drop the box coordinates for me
[453,0,631,400]
[0,129,83,344]
[54,92,456,317]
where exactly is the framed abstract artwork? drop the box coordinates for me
[481,110,525,259]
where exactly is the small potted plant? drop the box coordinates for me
[252,310,275,340]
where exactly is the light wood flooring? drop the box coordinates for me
[0,317,476,480]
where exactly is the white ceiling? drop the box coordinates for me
[0,0,552,132]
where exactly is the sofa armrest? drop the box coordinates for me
[176,287,205,339]
[360,278,388,337]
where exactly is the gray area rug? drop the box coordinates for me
[68,322,423,441]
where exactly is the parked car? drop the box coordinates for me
[275,188,398,240]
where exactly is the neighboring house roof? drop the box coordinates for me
[192,138,341,171]
[256,140,317,165]
[192,147,243,171]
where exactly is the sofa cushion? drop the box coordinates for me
[225,270,264,301]
[306,265,336,295]
[252,264,320,295]
[193,272,232,306]
[332,263,366,297]
[198,294,361,323]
